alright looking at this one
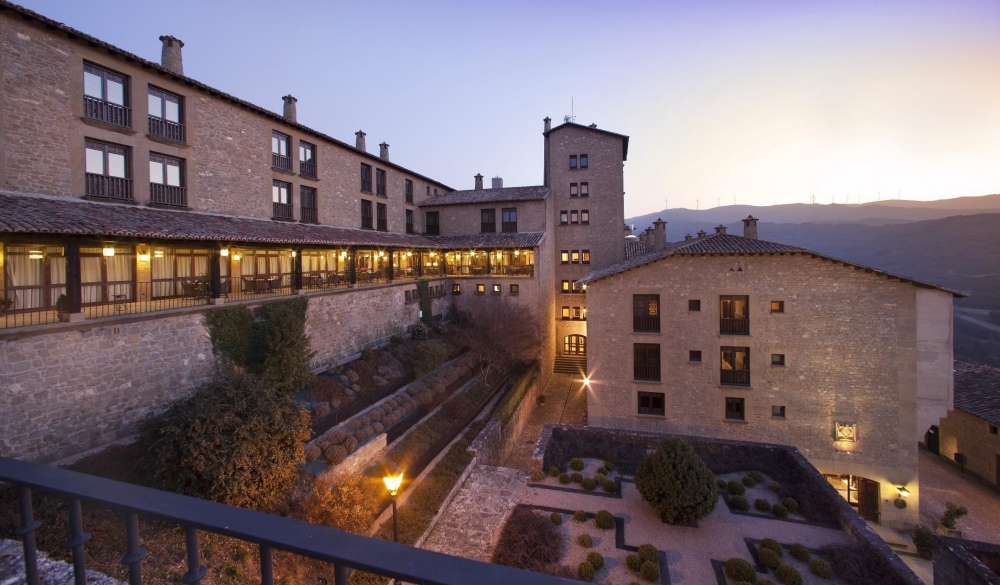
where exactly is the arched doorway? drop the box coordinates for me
[564,334,586,356]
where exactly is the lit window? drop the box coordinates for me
[573,307,582,320]
[571,251,579,264]
[580,182,589,197]
[561,251,569,264]
[562,306,570,320]
[560,210,568,224]
[561,280,570,292]
[492,284,501,294]
[581,210,590,224]
[452,283,461,294]
[476,284,485,294]
[570,210,579,224]
[510,284,519,295]
[570,183,578,197]
[581,250,590,264]
[771,300,785,313]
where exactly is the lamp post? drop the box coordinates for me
[383,470,404,585]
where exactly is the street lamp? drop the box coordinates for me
[383,470,404,585]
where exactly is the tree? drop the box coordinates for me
[457,296,540,381]
[634,437,718,523]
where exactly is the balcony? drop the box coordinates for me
[481,223,496,233]
[85,174,133,202]
[633,315,660,333]
[148,116,185,142]
[721,369,751,386]
[425,225,440,236]
[634,365,661,382]
[150,183,187,207]
[501,222,518,233]
[272,201,293,220]
[377,219,388,231]
[720,318,749,335]
[361,179,372,192]
[300,160,317,178]
[301,206,318,223]
[83,95,130,128]
[272,152,292,171]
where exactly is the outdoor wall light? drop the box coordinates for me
[138,252,151,262]
[582,376,591,387]
[896,485,910,498]
[233,253,242,261]
[28,250,43,260]
[220,248,230,257]
[102,247,115,257]
[291,251,297,258]
[383,471,404,497]
[153,250,164,258]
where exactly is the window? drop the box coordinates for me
[501,208,517,232]
[492,284,501,294]
[638,392,665,417]
[725,397,745,421]
[772,405,786,419]
[771,353,785,367]
[425,211,439,235]
[360,163,372,192]
[688,299,701,311]
[570,251,579,264]
[581,250,590,264]
[770,300,785,313]
[689,350,702,362]
[272,131,291,171]
[634,343,661,381]
[580,154,588,168]
[561,280,571,293]
[720,295,749,335]
[476,284,485,295]
[561,251,569,264]
[405,179,413,203]
[376,168,386,196]
[510,284,519,295]
[569,155,577,169]
[481,209,496,233]
[570,183,579,197]
[562,306,570,320]
[721,347,750,386]
[85,139,131,201]
[299,141,317,178]
[990,424,998,435]
[83,62,129,127]
[404,290,417,303]
[272,180,292,220]
[361,199,373,229]
[297,186,318,223]
[452,283,461,295]
[570,210,579,224]
[376,203,387,231]
[149,153,185,207]
[560,211,569,225]
[147,87,183,141]
[633,295,660,332]
[405,209,414,234]
[580,182,589,197]
[572,307,582,320]
[573,281,585,294]
[581,210,590,225]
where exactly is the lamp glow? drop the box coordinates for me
[102,247,115,257]
[153,250,164,258]
[383,471,403,496]
[896,486,910,498]
[220,248,230,257]
[291,251,297,258]
[28,250,43,260]
[138,252,151,262]
[233,254,242,261]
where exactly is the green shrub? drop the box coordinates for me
[573,509,588,522]
[772,504,788,518]
[559,473,571,484]
[604,460,614,471]
[767,480,781,492]
[743,475,757,487]
[638,544,658,563]
[911,524,933,559]
[755,499,772,512]
[602,479,617,493]
[776,563,802,585]
[548,465,560,477]
[586,552,604,570]
[640,561,660,582]
[410,320,429,340]
[781,497,799,513]
[571,472,583,484]
[760,538,783,555]
[550,512,562,525]
[360,347,374,361]
[582,478,597,491]
[940,502,968,529]
[303,475,379,533]
[759,580,779,585]
[595,473,606,484]
[731,495,750,511]
[748,470,765,483]
[718,479,727,489]
[405,340,448,376]
[595,510,614,529]
[530,468,544,482]
[789,543,810,562]
[635,438,718,524]
[491,507,561,571]
[758,548,781,569]
[578,561,595,582]
[728,480,746,496]
[577,533,593,547]
[570,457,585,471]
[389,334,404,345]
[138,372,309,511]
[626,553,642,572]
[724,558,756,583]
[808,558,834,579]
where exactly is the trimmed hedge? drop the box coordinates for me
[776,563,802,585]
[573,509,588,522]
[635,438,718,524]
[638,544,658,563]
[550,512,562,525]
[809,558,834,579]
[724,558,756,583]
[577,533,593,547]
[586,552,604,570]
[790,543,811,562]
[595,510,615,530]
[728,480,746,496]
[640,561,660,582]
[759,548,781,569]
[731,495,750,511]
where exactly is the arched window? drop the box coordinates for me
[564,334,587,355]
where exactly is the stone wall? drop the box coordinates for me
[420,200,547,236]
[938,407,1000,489]
[933,536,1000,585]
[468,369,541,466]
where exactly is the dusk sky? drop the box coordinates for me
[21,0,1000,217]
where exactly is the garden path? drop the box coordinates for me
[501,373,587,471]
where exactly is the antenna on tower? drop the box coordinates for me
[563,96,576,124]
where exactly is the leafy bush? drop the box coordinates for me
[494,363,539,427]
[635,438,718,524]
[640,561,660,582]
[361,348,374,361]
[304,475,380,533]
[570,458,585,471]
[491,506,562,571]
[410,320,429,340]
[911,525,933,559]
[431,320,447,335]
[604,460,614,471]
[586,552,604,570]
[578,561,595,581]
[577,533,593,547]
[626,553,642,572]
[549,465,560,477]
[718,479,727,489]
[530,468,544,482]
[772,504,788,518]
[809,558,834,579]
[940,502,968,529]
[759,548,781,569]
[748,470,765,483]
[724,558,756,583]
[776,563,802,585]
[550,512,562,525]
[760,580,779,585]
[760,539,783,555]
[390,334,404,345]
[781,497,799,513]
[571,472,583,484]
[743,475,757,487]
[138,372,308,511]
[731,496,750,511]
[574,510,588,522]
[602,479,617,493]
[559,473,571,484]
[728,480,746,496]
[595,510,614,529]
[582,478,597,491]
[768,480,781,491]
[405,340,448,376]
[790,543,810,562]
[638,544,658,564]
[755,499,772,512]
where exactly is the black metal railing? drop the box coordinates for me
[1,286,65,329]
[405,192,413,204]
[149,183,187,207]
[83,281,213,320]
[720,318,750,335]
[501,222,517,233]
[481,223,495,233]
[406,223,414,234]
[85,174,133,201]
[633,315,660,333]
[721,369,751,386]
[361,179,372,192]
[0,456,576,585]
[272,202,294,220]
[425,225,439,235]
[377,219,387,231]
[634,365,661,382]
[229,274,294,301]
[148,116,185,142]
[376,184,386,197]
[300,160,317,178]
[83,96,130,127]
[301,206,318,223]
[272,152,292,171]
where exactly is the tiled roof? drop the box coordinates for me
[0,1,452,192]
[420,186,549,207]
[0,190,444,249]
[545,122,630,161]
[625,239,647,259]
[954,362,1000,426]
[429,232,545,249]
[578,232,965,297]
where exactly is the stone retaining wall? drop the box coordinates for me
[933,536,1000,585]
[468,370,541,466]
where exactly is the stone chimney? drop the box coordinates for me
[544,117,552,132]
[474,173,484,190]
[684,234,693,241]
[697,230,707,239]
[355,131,366,152]
[281,95,297,123]
[159,36,184,75]
[589,123,598,128]
[715,225,727,235]
[742,215,758,240]
[652,218,667,252]
[379,142,390,162]
[492,176,503,189]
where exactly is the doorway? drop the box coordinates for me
[925,425,939,455]
[825,474,880,523]
[563,335,586,356]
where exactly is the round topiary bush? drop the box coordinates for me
[755,499,772,512]
[759,580,779,585]
[604,460,614,471]
[582,478,597,491]
[626,553,643,572]
[640,561,660,583]
[767,480,781,492]
[638,544,658,563]
[571,472,583,484]
[635,438,719,524]
[731,495,751,511]
[531,468,544,482]
[760,538,783,556]
[570,458,585,471]
[602,479,617,493]
[559,473,571,484]
[743,475,757,487]
[718,479,727,489]
[574,509,588,522]
[595,510,615,529]
[577,533,593,548]
[772,504,789,518]
[808,558,833,579]
[789,543,810,562]
[781,497,799,513]
[758,548,781,569]
[595,473,607,484]
[578,561,595,581]
[776,563,803,585]
[724,558,757,583]
[748,470,765,483]
[548,465,560,477]
[586,552,604,570]
[550,512,562,525]
[728,480,747,496]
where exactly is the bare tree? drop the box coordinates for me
[456,296,540,381]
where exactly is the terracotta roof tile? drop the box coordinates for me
[954,362,1000,426]
[420,186,549,207]
[429,232,544,249]
[625,240,648,259]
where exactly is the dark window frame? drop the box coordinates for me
[84,138,132,201]
[147,86,184,142]
[569,155,577,169]
[376,202,387,231]
[492,283,501,295]
[360,163,373,193]
[689,350,702,363]
[725,397,745,421]
[300,185,318,223]
[475,283,485,295]
[581,250,590,264]
[405,209,414,234]
[149,152,186,207]
[83,62,130,127]
[633,343,661,381]
[405,179,413,203]
[580,182,589,197]
[560,210,568,225]
[570,183,579,197]
[581,209,590,225]
[772,405,786,419]
[689,299,701,312]
[771,353,785,367]
[561,251,569,265]
[580,154,589,168]
[510,284,519,295]
[720,295,750,335]
[375,168,387,197]
[570,210,579,224]
[721,346,751,386]
[481,209,496,233]
[638,392,665,417]
[361,199,373,229]
[271,131,292,171]
[425,211,440,235]
[562,306,570,320]
[272,179,293,220]
[633,294,660,333]
[299,140,317,178]
[770,300,785,313]
[501,208,517,232]
[452,283,461,295]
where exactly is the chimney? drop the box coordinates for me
[281,95,297,123]
[159,36,184,75]
[589,123,598,128]
[652,218,667,251]
[543,116,552,132]
[697,230,707,239]
[474,173,484,190]
[379,142,390,162]
[714,225,727,235]
[355,131,366,152]
[742,215,758,239]
[684,234,693,241]
[492,176,503,189]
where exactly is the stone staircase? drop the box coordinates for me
[554,355,587,376]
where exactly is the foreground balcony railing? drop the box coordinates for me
[84,96,131,128]
[721,369,751,386]
[85,174,133,202]
[150,183,187,207]
[633,315,660,333]
[720,318,749,335]
[148,116,185,142]
[0,456,574,585]
[445,265,534,277]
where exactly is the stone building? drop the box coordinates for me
[935,362,1000,490]
[578,218,962,529]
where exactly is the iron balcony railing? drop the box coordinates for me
[376,184,386,197]
[720,318,750,335]
[83,95,130,128]
[361,179,372,192]
[377,219,388,231]
[721,369,751,386]
[481,223,496,233]
[272,152,292,171]
[301,206,318,223]
[634,365,661,382]
[148,116,185,142]
[405,192,413,204]
[0,456,577,585]
[300,160,317,178]
[85,174,133,201]
[633,315,660,333]
[425,225,440,235]
[272,202,293,220]
[406,223,415,234]
[501,222,517,233]
[149,183,187,207]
